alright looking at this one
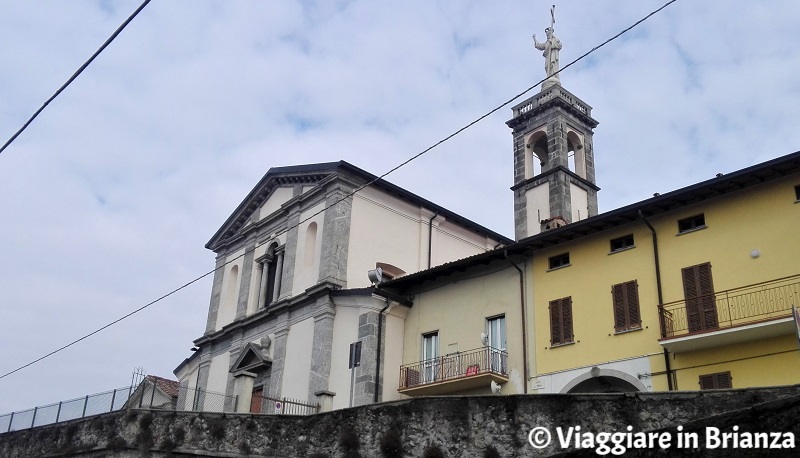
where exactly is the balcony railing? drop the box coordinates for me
[658,275,800,340]
[398,346,508,391]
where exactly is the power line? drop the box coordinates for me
[0,0,153,156]
[0,0,679,381]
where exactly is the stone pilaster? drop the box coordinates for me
[235,240,256,320]
[352,309,382,407]
[267,313,290,398]
[204,256,226,334]
[307,296,336,401]
[318,185,353,287]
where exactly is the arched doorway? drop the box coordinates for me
[561,368,647,394]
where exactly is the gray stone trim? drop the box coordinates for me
[307,296,336,401]
[204,257,226,334]
[318,185,353,287]
[352,310,380,407]
[267,328,288,398]
[235,239,256,320]
[278,211,299,300]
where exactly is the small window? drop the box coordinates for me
[678,214,706,233]
[548,253,570,270]
[610,234,634,252]
[795,184,800,201]
[699,371,732,390]
[549,297,574,346]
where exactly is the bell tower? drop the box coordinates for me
[506,85,600,240]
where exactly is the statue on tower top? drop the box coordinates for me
[532,5,562,88]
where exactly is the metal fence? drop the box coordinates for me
[0,386,134,433]
[1,382,319,434]
[399,346,509,390]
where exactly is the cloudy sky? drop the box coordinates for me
[1,0,799,414]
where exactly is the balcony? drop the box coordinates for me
[398,347,508,396]
[658,275,800,352]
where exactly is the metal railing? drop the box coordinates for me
[250,394,320,416]
[0,386,134,434]
[659,275,800,339]
[398,346,508,390]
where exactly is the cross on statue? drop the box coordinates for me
[532,5,562,88]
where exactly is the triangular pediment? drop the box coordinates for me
[206,163,344,250]
[230,342,272,373]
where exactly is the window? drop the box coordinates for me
[487,316,507,374]
[548,253,571,270]
[699,371,732,390]
[422,332,439,382]
[549,297,573,346]
[610,234,634,252]
[795,184,800,201]
[611,280,641,332]
[678,214,706,233]
[682,263,718,333]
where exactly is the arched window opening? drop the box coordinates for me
[526,130,548,177]
[304,222,317,267]
[375,262,406,281]
[567,131,586,178]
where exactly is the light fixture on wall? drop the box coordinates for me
[368,267,384,285]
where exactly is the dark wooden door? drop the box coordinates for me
[250,388,263,414]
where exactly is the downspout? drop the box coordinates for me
[428,212,438,269]
[639,210,674,391]
[374,297,390,403]
[505,250,529,394]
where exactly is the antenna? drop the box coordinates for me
[491,380,502,395]
[480,332,489,346]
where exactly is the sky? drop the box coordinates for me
[1,0,799,414]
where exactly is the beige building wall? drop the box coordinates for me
[214,249,245,331]
[291,203,325,296]
[281,317,315,400]
[329,304,360,410]
[381,307,408,402]
[258,186,294,220]
[401,265,524,395]
[206,352,231,412]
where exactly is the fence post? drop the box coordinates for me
[30,407,38,428]
[7,412,13,432]
[56,401,63,423]
[109,389,117,412]
[81,395,89,418]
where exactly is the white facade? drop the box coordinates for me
[175,161,511,412]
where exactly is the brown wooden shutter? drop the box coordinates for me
[612,284,627,331]
[627,281,641,328]
[682,263,717,333]
[562,297,573,343]
[549,299,562,345]
[699,371,731,390]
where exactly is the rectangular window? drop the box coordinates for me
[678,214,706,233]
[699,371,732,390]
[611,280,642,332]
[548,253,570,270]
[610,234,634,252]
[487,316,507,374]
[549,297,574,346]
[422,332,439,382]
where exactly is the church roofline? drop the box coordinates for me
[382,150,800,289]
[206,160,514,251]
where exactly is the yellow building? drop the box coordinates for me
[384,151,800,396]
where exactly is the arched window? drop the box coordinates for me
[566,131,586,178]
[304,222,317,267]
[525,130,548,177]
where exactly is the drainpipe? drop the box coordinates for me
[374,297,391,403]
[505,250,529,394]
[428,212,438,268]
[639,210,673,391]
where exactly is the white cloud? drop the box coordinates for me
[1,0,799,413]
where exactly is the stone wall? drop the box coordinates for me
[2,386,799,457]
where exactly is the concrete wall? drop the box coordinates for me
[3,386,798,457]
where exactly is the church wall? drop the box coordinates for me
[569,182,588,222]
[525,183,549,236]
[280,317,315,401]
[258,186,294,221]
[329,304,360,410]
[290,203,325,297]
[347,187,424,286]
[214,248,245,331]
[205,352,231,412]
